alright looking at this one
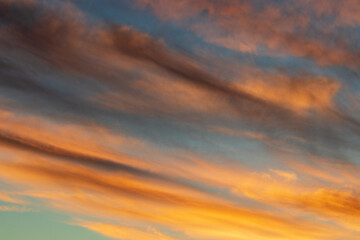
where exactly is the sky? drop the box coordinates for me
[0,0,360,239]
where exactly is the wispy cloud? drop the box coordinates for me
[0,1,359,240]
[135,0,360,68]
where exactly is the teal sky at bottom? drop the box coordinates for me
[0,210,108,240]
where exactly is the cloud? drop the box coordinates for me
[1,158,359,240]
[0,120,202,191]
[233,70,341,114]
[73,220,178,240]
[0,205,31,212]
[0,1,359,240]
[0,110,359,239]
[0,0,285,125]
[0,191,26,204]
[1,0,359,157]
[306,0,360,27]
[134,0,360,68]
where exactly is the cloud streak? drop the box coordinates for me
[135,0,360,68]
[0,1,359,240]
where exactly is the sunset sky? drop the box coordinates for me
[0,0,360,239]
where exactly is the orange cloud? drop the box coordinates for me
[0,2,359,240]
[234,72,341,114]
[0,103,358,239]
[0,191,26,204]
[0,205,31,212]
[73,220,179,240]
[1,155,358,240]
[142,157,360,233]
[269,169,298,181]
[135,0,360,67]
[209,126,278,143]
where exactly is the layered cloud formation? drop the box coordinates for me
[0,1,359,240]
